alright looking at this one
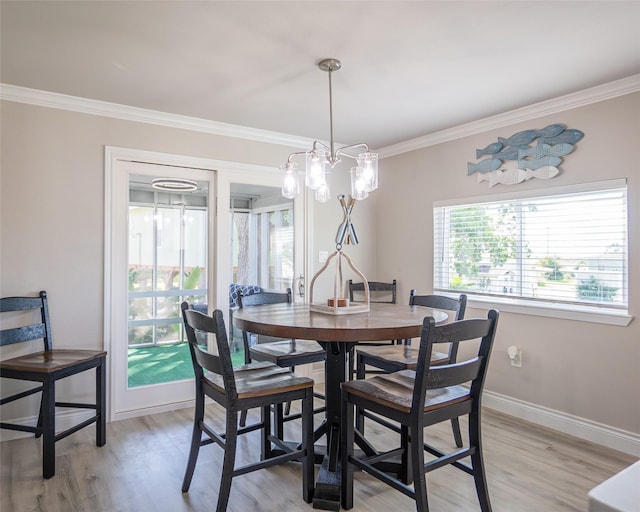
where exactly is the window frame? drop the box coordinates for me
[433,178,632,326]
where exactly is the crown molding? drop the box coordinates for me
[2,74,639,158]
[0,83,316,150]
[377,73,640,158]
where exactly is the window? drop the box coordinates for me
[434,179,628,319]
[231,203,294,290]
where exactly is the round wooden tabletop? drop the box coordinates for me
[232,302,448,342]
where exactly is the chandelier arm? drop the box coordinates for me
[335,143,371,160]
[287,151,308,164]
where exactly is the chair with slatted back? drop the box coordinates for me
[341,309,499,512]
[237,288,326,432]
[0,291,106,478]
[180,303,314,512]
[355,291,467,447]
[347,279,399,378]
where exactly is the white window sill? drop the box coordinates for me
[442,293,633,327]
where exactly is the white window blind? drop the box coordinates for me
[434,180,628,310]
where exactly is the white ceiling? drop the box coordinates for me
[2,1,640,150]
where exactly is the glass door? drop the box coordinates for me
[127,178,208,388]
[109,158,214,419]
[229,185,296,359]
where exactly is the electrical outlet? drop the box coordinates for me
[508,346,522,367]
[319,251,328,263]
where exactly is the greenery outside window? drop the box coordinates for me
[434,179,628,320]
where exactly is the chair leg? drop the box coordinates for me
[348,346,355,380]
[301,388,314,503]
[400,424,413,484]
[216,409,238,512]
[182,387,205,492]
[340,392,354,510]
[42,377,56,479]
[35,392,44,439]
[410,422,429,512]
[354,354,366,434]
[261,405,272,460]
[451,417,463,448]
[469,410,492,512]
[274,402,285,441]
[96,360,106,446]
[239,409,248,427]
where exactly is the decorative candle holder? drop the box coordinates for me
[309,249,369,315]
[308,194,370,315]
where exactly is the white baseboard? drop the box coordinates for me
[110,399,195,422]
[483,390,640,457]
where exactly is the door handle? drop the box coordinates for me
[296,275,305,298]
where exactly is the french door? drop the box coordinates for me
[105,148,308,421]
[107,156,214,420]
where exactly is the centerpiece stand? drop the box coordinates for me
[308,195,370,315]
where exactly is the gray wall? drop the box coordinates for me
[375,92,640,434]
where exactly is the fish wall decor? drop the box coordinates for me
[478,166,560,187]
[470,124,583,186]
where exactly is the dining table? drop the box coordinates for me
[233,301,448,511]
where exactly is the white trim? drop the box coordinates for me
[433,178,628,208]
[483,390,640,457]
[0,83,315,149]
[378,74,640,158]
[3,74,640,157]
[464,295,632,327]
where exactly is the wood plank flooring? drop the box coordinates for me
[1,403,636,512]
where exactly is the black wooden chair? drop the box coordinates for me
[180,303,315,512]
[0,291,106,478]
[355,292,467,447]
[341,309,499,512]
[347,279,398,378]
[237,288,326,432]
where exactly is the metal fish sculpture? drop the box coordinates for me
[497,124,565,148]
[478,168,527,187]
[476,142,503,159]
[478,166,560,187]
[537,129,584,145]
[517,156,561,170]
[518,143,574,159]
[493,146,527,161]
[524,166,559,180]
[498,130,538,149]
[467,158,502,175]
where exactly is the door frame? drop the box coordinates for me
[104,146,309,421]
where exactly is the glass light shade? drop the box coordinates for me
[305,150,328,190]
[350,167,369,200]
[314,181,331,203]
[357,152,378,192]
[281,164,299,199]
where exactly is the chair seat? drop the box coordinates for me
[0,349,107,374]
[205,360,314,399]
[249,339,325,365]
[356,344,450,369]
[342,369,470,414]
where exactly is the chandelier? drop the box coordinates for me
[281,58,378,202]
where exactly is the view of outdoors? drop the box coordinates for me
[231,206,294,291]
[128,205,208,347]
[434,185,627,307]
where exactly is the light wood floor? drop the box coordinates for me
[1,402,636,512]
